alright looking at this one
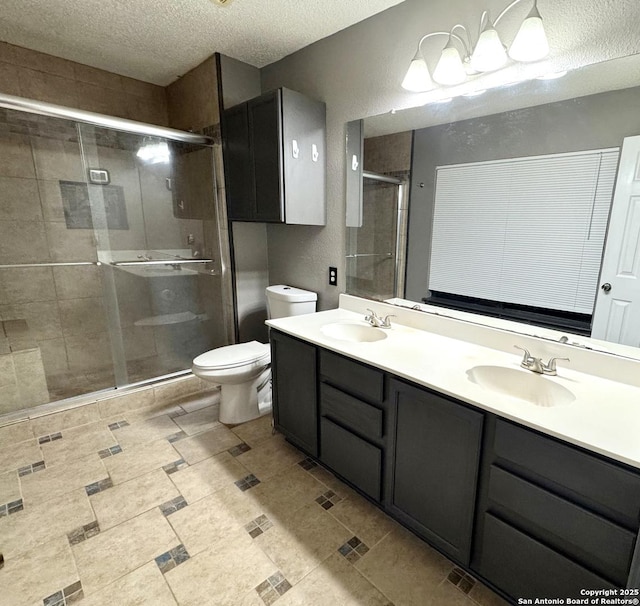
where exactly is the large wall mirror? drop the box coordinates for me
[345,53,640,357]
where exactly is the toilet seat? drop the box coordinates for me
[193,341,270,371]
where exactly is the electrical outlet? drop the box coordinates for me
[329,266,337,286]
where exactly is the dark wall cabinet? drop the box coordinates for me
[223,88,326,225]
[269,329,640,601]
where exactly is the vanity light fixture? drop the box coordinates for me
[401,0,549,92]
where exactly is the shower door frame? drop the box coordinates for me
[347,170,408,299]
[0,92,230,421]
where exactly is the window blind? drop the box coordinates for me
[429,149,620,314]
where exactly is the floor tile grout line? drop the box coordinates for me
[66,510,183,599]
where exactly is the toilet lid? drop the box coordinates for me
[193,341,270,370]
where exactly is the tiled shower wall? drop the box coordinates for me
[0,41,168,126]
[0,115,230,413]
[0,44,235,416]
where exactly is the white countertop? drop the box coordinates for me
[267,304,640,470]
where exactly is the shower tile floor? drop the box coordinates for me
[0,396,508,606]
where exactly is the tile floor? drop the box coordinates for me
[0,395,509,606]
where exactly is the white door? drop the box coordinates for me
[592,135,640,346]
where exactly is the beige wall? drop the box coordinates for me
[166,56,219,133]
[0,41,168,126]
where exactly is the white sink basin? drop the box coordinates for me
[321,322,388,343]
[466,365,575,407]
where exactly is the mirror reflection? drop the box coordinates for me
[346,54,640,352]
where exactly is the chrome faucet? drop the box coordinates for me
[365,308,395,329]
[514,346,569,376]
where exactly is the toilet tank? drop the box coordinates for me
[266,285,318,319]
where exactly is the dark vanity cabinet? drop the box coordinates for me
[269,329,640,600]
[270,330,318,456]
[387,379,484,564]
[319,350,387,502]
[472,418,640,598]
[222,88,326,225]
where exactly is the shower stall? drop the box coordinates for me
[0,94,233,420]
[346,171,409,301]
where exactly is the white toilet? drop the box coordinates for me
[192,285,317,424]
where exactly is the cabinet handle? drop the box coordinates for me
[352,155,360,171]
[312,144,319,162]
[291,139,299,159]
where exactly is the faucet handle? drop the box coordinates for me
[542,356,570,375]
[365,308,381,326]
[514,345,532,363]
[381,314,396,328]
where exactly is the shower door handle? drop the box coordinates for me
[110,259,214,267]
[0,261,102,268]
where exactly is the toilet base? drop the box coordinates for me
[219,368,272,425]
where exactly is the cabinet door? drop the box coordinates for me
[270,330,317,456]
[249,90,284,222]
[223,102,254,220]
[388,379,484,564]
[281,88,326,225]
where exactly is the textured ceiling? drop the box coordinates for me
[0,0,405,85]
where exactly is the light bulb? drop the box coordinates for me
[402,50,434,92]
[509,3,549,62]
[433,39,467,86]
[471,25,508,72]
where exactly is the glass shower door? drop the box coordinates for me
[0,105,232,419]
[0,109,116,412]
[77,124,232,387]
[346,173,408,301]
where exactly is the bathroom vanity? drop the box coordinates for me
[267,296,640,602]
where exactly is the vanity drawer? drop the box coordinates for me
[320,417,382,501]
[474,513,615,600]
[320,383,384,441]
[494,420,640,528]
[320,350,384,403]
[488,465,635,585]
